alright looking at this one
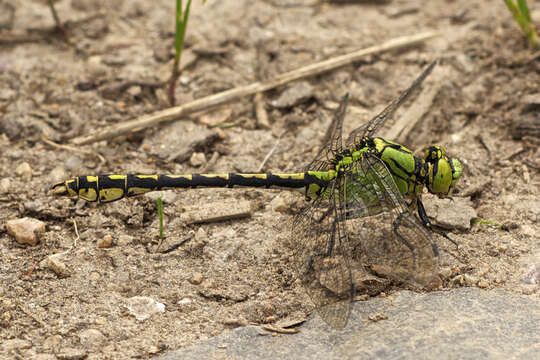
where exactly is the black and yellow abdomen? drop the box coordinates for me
[52,172,331,203]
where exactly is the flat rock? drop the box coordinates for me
[157,288,539,360]
[423,196,477,231]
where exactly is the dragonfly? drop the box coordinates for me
[52,61,462,329]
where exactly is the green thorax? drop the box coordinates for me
[306,137,426,201]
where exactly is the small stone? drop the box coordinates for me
[438,267,453,279]
[126,296,165,321]
[128,85,142,97]
[49,166,67,184]
[117,234,134,246]
[6,217,46,245]
[47,254,71,277]
[271,195,288,213]
[189,272,204,285]
[177,297,193,305]
[0,178,10,193]
[144,190,177,204]
[15,162,32,181]
[79,329,106,349]
[56,347,87,360]
[189,152,206,167]
[477,279,489,288]
[194,228,207,243]
[97,234,113,248]
[147,345,160,354]
[463,274,478,286]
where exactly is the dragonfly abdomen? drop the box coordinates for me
[52,172,331,203]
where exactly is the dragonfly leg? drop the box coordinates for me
[393,211,416,253]
[416,199,459,248]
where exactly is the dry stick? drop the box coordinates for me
[71,31,439,146]
[383,66,446,143]
[257,131,285,172]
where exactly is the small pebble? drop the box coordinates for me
[128,85,142,97]
[117,234,134,246]
[6,217,46,245]
[477,279,489,288]
[189,272,204,285]
[49,166,67,184]
[438,267,452,279]
[47,254,71,277]
[79,328,106,349]
[15,162,32,181]
[177,298,193,305]
[189,152,206,167]
[270,195,288,213]
[126,296,165,321]
[97,234,113,248]
[194,228,207,243]
[463,274,478,286]
[0,178,10,193]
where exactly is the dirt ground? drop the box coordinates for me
[1,0,539,359]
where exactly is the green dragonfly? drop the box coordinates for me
[52,61,462,329]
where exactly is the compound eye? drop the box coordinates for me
[430,158,452,194]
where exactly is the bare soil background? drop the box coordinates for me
[0,0,539,359]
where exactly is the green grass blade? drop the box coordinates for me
[517,0,532,22]
[157,195,164,240]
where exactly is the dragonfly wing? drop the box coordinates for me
[305,94,349,171]
[345,153,439,288]
[291,176,353,329]
[345,61,437,147]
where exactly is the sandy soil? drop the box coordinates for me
[0,0,538,359]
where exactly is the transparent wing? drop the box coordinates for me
[344,153,439,288]
[291,176,353,329]
[345,61,437,147]
[305,93,349,171]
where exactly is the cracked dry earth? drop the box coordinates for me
[1,0,539,359]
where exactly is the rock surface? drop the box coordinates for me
[157,288,539,360]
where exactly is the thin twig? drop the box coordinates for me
[71,31,439,146]
[257,131,285,172]
[42,135,106,164]
[200,151,219,173]
[260,324,299,334]
[71,217,80,249]
[383,64,445,143]
[254,92,270,129]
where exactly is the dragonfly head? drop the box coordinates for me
[424,146,462,196]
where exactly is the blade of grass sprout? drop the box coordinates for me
[517,0,532,22]
[504,0,539,49]
[158,195,164,241]
[169,0,195,105]
[471,218,509,231]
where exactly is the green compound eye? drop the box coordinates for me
[427,151,462,195]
